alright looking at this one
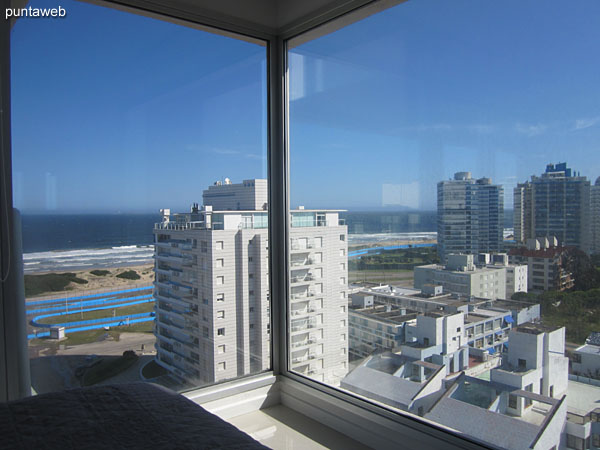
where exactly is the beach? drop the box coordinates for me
[25,264,154,300]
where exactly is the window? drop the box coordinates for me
[217,362,226,372]
[218,345,226,354]
[217,293,225,302]
[217,311,225,319]
[12,1,269,396]
[217,328,226,336]
[508,394,517,409]
[518,359,527,370]
[567,434,585,450]
[217,276,224,285]
[7,1,600,449]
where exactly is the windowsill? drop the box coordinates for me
[185,372,489,449]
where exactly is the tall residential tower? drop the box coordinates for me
[153,179,349,386]
[437,172,503,262]
[592,176,600,255]
[514,163,591,252]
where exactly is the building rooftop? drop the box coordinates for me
[341,353,444,410]
[426,375,562,450]
[574,343,600,356]
[348,305,418,325]
[566,380,600,416]
[513,322,561,335]
[464,308,507,324]
[508,246,570,258]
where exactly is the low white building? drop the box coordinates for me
[478,253,528,298]
[427,322,570,450]
[341,352,447,415]
[572,333,600,379]
[414,254,507,300]
[401,311,469,375]
[348,294,417,360]
[491,323,569,401]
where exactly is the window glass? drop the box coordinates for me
[13,0,268,394]
[288,0,600,447]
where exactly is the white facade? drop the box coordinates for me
[348,305,415,360]
[491,324,568,400]
[153,179,348,386]
[289,218,349,386]
[414,254,507,300]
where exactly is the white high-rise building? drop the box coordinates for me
[153,179,348,386]
[437,172,504,262]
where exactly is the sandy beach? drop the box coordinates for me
[26,264,154,300]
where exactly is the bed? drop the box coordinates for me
[0,382,268,449]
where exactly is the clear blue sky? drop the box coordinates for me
[11,0,600,212]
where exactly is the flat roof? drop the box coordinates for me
[567,380,600,416]
[349,306,418,324]
[575,344,600,355]
[514,322,561,335]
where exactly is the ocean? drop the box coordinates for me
[21,211,513,273]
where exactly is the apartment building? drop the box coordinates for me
[514,162,591,253]
[571,332,600,379]
[508,237,574,292]
[348,293,417,360]
[414,254,507,300]
[153,179,348,386]
[437,172,504,262]
[592,177,600,255]
[476,253,528,298]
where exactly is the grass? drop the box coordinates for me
[24,272,88,297]
[36,301,155,325]
[90,269,110,276]
[349,269,413,285]
[142,359,167,379]
[82,351,139,386]
[30,320,154,348]
[116,270,141,280]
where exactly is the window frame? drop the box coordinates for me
[0,0,488,448]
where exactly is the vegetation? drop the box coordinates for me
[90,269,110,276]
[82,350,139,386]
[36,301,155,325]
[116,270,141,280]
[24,272,88,297]
[349,246,439,271]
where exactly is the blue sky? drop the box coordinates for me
[11,0,600,212]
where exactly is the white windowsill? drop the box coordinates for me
[184,373,488,449]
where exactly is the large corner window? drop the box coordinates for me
[287,1,600,449]
[12,0,269,394]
